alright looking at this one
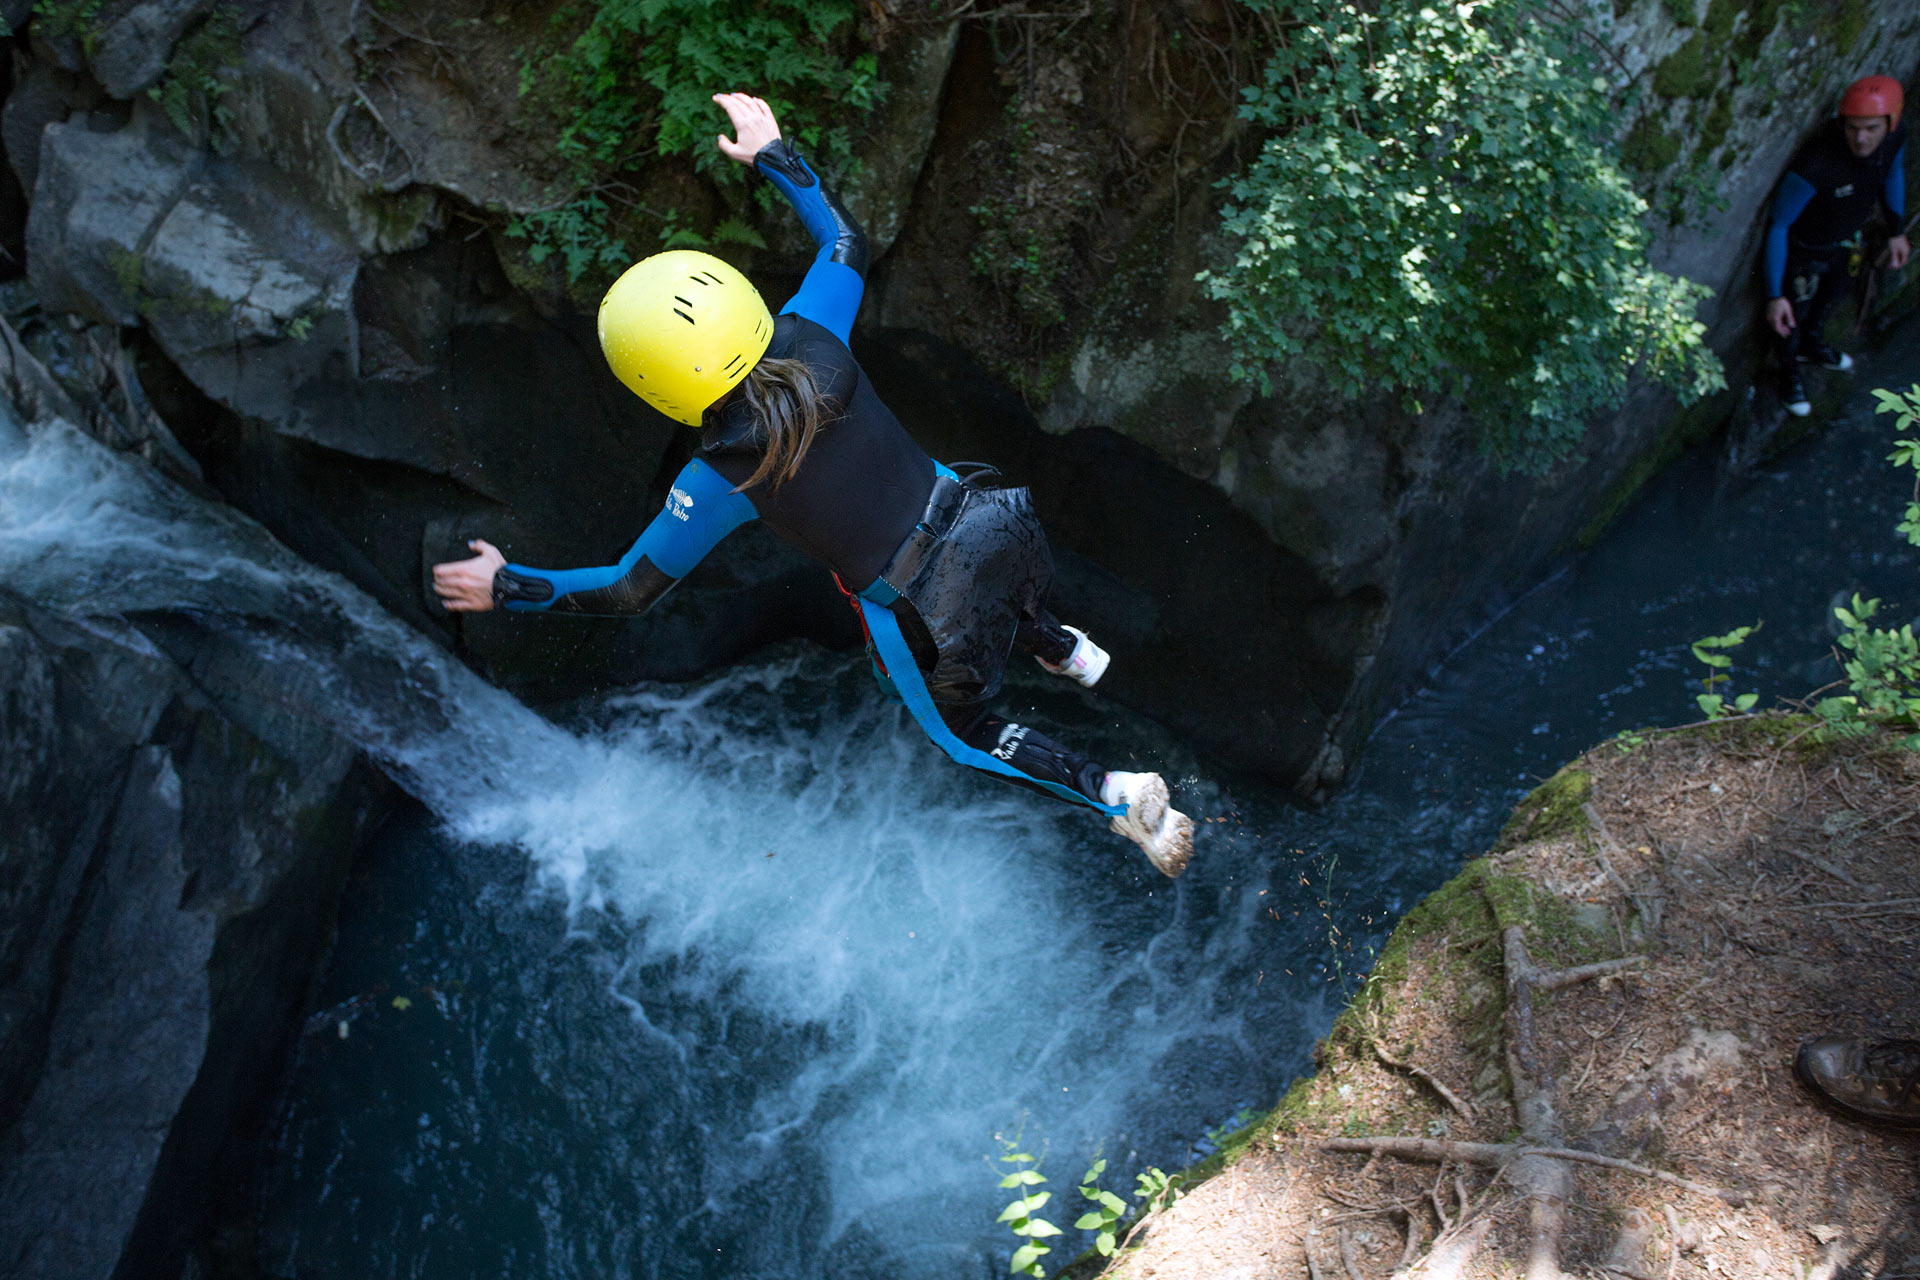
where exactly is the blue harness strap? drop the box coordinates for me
[855,585,1124,816]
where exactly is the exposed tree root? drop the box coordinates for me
[1317,1137,1738,1204]
[1318,881,1739,1280]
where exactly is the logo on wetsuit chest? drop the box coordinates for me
[1834,183,1855,198]
[668,487,694,521]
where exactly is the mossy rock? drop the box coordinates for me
[1701,0,1739,41]
[1621,114,1683,173]
[1662,0,1701,28]
[1700,91,1735,155]
[1496,768,1593,850]
[1653,32,1718,100]
[1828,0,1870,51]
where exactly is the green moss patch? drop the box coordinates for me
[1496,768,1593,850]
[1652,32,1718,99]
[1621,114,1682,173]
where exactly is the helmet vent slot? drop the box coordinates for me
[723,353,744,373]
[674,295,693,307]
[673,308,695,324]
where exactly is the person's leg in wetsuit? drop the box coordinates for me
[1776,244,1852,410]
[935,700,1109,806]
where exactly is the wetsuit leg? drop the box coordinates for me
[936,700,1108,805]
[1778,245,1847,363]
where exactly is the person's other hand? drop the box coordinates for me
[714,92,782,165]
[1888,234,1912,271]
[1766,297,1795,338]
[433,539,505,612]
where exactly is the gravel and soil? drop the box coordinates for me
[1069,718,1920,1280]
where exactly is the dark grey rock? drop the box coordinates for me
[89,0,217,99]
[0,594,387,1280]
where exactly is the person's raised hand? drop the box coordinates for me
[713,92,782,165]
[1888,234,1912,271]
[1766,296,1795,338]
[432,539,506,613]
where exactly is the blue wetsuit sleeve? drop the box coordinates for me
[754,139,868,345]
[494,459,758,615]
[1886,142,1907,223]
[1765,171,1816,297]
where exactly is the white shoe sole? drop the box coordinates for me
[1107,773,1195,878]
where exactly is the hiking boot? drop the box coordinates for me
[1799,343,1854,371]
[1037,625,1110,688]
[1102,771,1194,877]
[1781,367,1812,417]
[1793,1035,1920,1129]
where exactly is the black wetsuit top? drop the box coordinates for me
[699,312,935,589]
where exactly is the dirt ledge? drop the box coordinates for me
[1067,717,1920,1280]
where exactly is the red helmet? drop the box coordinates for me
[1838,75,1904,122]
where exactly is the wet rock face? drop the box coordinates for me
[0,594,388,1280]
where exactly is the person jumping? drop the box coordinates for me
[432,91,1195,875]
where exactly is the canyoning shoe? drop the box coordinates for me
[1800,343,1855,371]
[1781,369,1812,417]
[1102,771,1194,878]
[1794,1035,1920,1129]
[1037,625,1110,688]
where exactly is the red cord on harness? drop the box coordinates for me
[831,573,888,677]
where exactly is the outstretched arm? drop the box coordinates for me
[713,91,868,343]
[432,460,758,617]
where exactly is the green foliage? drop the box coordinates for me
[148,6,243,145]
[992,1140,1061,1276]
[31,0,105,50]
[1816,596,1920,746]
[1204,0,1725,474]
[1675,388,1920,747]
[513,0,885,279]
[504,195,631,281]
[1801,386,1920,747]
[1067,1157,1180,1258]
[1876,384,1920,544]
[1689,623,1760,719]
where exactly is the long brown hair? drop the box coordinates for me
[724,356,836,492]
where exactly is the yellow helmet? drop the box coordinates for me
[597,250,774,426]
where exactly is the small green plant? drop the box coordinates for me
[1690,623,1760,718]
[1669,388,1920,746]
[147,5,243,145]
[992,1139,1062,1277]
[1070,1158,1181,1259]
[1070,1158,1129,1258]
[1803,387,1920,746]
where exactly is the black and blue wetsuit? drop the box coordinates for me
[1763,119,1907,362]
[491,140,1120,815]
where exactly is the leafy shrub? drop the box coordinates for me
[512,0,885,279]
[1202,0,1725,473]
